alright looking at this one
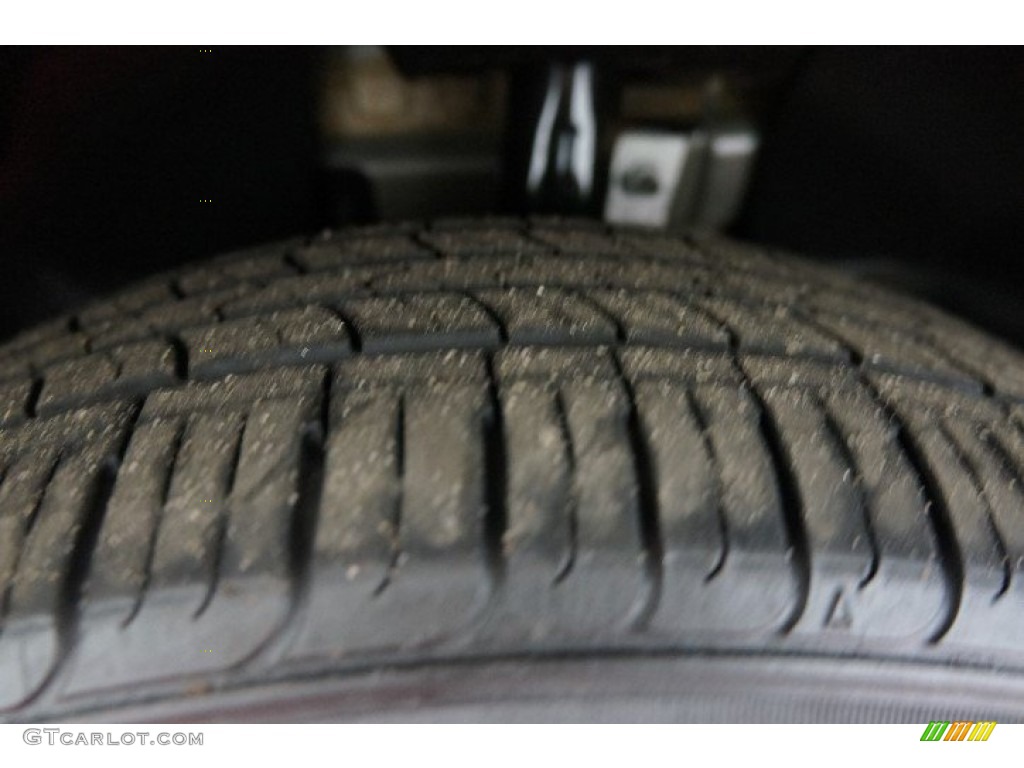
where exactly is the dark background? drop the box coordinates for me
[0,46,1021,347]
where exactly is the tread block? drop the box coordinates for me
[608,260,712,293]
[288,377,491,661]
[421,229,548,257]
[313,387,401,591]
[869,372,1004,429]
[64,415,247,704]
[529,227,627,256]
[0,403,134,463]
[336,349,487,387]
[295,235,433,271]
[85,418,183,606]
[84,318,156,352]
[473,288,618,345]
[139,286,256,332]
[0,359,32,386]
[633,382,722,580]
[693,382,793,566]
[7,437,124,618]
[757,386,877,634]
[184,307,352,377]
[820,387,948,640]
[923,319,1024,400]
[547,380,647,630]
[177,252,296,296]
[338,294,501,353]
[805,289,936,331]
[926,417,1024,656]
[944,420,1024,583]
[741,355,856,391]
[695,383,793,557]
[711,272,811,306]
[648,383,798,635]
[700,297,847,361]
[620,347,740,386]
[401,384,489,560]
[220,272,378,318]
[37,340,178,415]
[0,334,89,376]
[0,449,62,616]
[874,374,1015,651]
[743,364,954,641]
[367,254,711,296]
[0,379,33,428]
[142,366,325,418]
[0,317,72,356]
[498,381,574,575]
[690,235,820,281]
[495,347,617,384]
[373,258,536,293]
[989,419,1024,492]
[616,234,713,267]
[1,222,1024,716]
[0,409,132,711]
[221,396,319,579]
[813,311,979,388]
[587,289,730,349]
[77,281,177,326]
[65,371,324,699]
[147,411,245,601]
[478,373,648,645]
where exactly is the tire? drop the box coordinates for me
[2,218,1024,722]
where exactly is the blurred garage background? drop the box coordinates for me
[0,46,1021,346]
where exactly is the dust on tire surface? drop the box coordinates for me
[2,218,1024,720]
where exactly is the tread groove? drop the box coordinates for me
[466,292,510,344]
[699,301,811,632]
[818,401,881,588]
[551,390,579,585]
[800,304,972,638]
[683,390,730,582]
[25,378,43,419]
[4,220,1024,719]
[58,456,119,649]
[982,429,1024,493]
[282,253,308,276]
[611,351,664,630]
[125,421,186,627]
[790,305,966,637]
[575,291,628,342]
[287,380,328,616]
[0,451,63,621]
[25,287,1017,418]
[193,415,247,619]
[54,404,141,699]
[802,306,968,639]
[325,307,363,354]
[744,383,812,635]
[483,356,508,591]
[374,393,405,597]
[167,336,189,381]
[860,379,964,643]
[22,454,64,545]
[938,421,1012,600]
